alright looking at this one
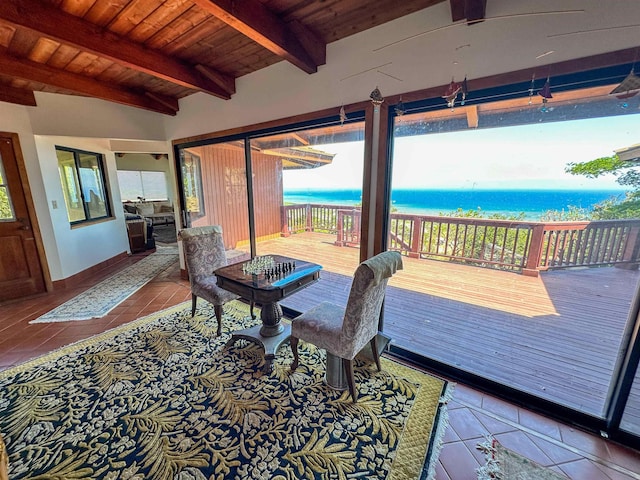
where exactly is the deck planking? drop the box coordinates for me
[257,232,640,424]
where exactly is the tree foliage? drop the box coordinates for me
[0,188,13,219]
[565,154,640,219]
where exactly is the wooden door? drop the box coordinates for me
[0,133,46,301]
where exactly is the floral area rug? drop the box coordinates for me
[30,247,178,323]
[3,300,451,479]
[477,437,568,479]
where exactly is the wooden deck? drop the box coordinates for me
[256,232,640,421]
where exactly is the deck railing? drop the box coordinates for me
[281,203,640,275]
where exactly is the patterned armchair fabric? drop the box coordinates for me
[290,251,403,401]
[179,226,239,336]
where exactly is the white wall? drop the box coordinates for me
[0,93,170,282]
[164,0,640,140]
[33,136,131,280]
[0,103,60,278]
[30,93,167,140]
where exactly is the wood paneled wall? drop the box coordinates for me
[189,143,283,250]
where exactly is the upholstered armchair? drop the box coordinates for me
[179,226,254,336]
[290,251,403,401]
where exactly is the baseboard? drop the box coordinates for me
[51,251,129,290]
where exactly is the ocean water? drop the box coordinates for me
[283,189,627,220]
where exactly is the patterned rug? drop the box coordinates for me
[2,301,451,479]
[31,247,178,323]
[153,224,177,244]
[477,438,568,479]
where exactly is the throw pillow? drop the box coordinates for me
[123,204,137,214]
[136,203,155,216]
[160,205,173,213]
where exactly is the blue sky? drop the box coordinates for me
[283,113,638,191]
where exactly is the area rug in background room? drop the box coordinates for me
[30,247,178,323]
[477,437,568,479]
[153,224,177,244]
[2,301,451,480]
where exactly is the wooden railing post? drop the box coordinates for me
[335,210,345,246]
[409,216,422,258]
[617,225,640,270]
[280,206,291,237]
[306,204,312,231]
[523,224,545,277]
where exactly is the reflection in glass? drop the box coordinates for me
[620,366,640,435]
[79,153,107,219]
[177,143,249,258]
[56,147,110,224]
[250,120,366,313]
[0,152,15,221]
[57,149,86,223]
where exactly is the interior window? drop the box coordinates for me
[56,147,111,224]
[117,170,169,202]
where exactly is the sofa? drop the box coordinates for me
[123,201,175,226]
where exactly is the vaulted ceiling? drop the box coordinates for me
[0,0,487,115]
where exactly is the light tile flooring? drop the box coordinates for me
[1,250,639,479]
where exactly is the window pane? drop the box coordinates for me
[251,120,366,314]
[141,171,168,201]
[117,170,169,202]
[177,143,248,257]
[78,153,107,219]
[386,84,640,418]
[56,147,111,224]
[0,153,15,221]
[180,151,205,220]
[621,365,640,435]
[0,187,14,221]
[57,150,86,223]
[117,170,144,202]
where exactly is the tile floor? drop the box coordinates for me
[1,250,639,479]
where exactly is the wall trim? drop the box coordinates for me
[52,251,129,290]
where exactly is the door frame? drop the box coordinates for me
[1,131,52,295]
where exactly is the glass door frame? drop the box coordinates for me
[174,111,369,257]
[380,63,640,449]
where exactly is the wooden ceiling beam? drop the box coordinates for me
[0,84,37,106]
[191,0,325,74]
[0,0,233,99]
[194,64,236,96]
[0,49,178,115]
[450,0,487,24]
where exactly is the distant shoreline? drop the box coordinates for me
[283,188,626,220]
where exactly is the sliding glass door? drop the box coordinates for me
[385,82,640,421]
[177,142,251,261]
[175,117,367,315]
[249,120,366,313]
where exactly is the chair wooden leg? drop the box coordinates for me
[214,304,223,337]
[344,358,357,402]
[290,336,300,371]
[191,294,198,317]
[370,336,382,372]
[250,301,256,319]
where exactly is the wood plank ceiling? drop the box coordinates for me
[0,0,486,115]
